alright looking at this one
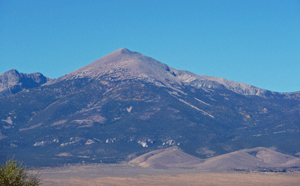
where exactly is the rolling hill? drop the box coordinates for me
[129,146,300,171]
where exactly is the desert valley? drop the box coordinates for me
[1,49,300,185]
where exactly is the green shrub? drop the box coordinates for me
[0,158,41,186]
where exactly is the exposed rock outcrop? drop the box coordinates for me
[0,69,50,98]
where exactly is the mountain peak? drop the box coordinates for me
[116,48,132,53]
[55,49,275,97]
[104,48,141,59]
[57,48,181,87]
[1,69,20,76]
[0,69,49,98]
[0,69,21,85]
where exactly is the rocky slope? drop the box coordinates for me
[51,48,279,98]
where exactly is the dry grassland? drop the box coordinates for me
[41,172,300,186]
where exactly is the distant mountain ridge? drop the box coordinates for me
[1,48,300,167]
[48,48,284,98]
[0,69,50,99]
[3,49,297,99]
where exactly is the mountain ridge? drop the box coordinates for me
[47,48,285,98]
[50,48,181,90]
[3,49,298,98]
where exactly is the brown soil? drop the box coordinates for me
[41,172,300,186]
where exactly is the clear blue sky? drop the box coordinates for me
[1,0,299,93]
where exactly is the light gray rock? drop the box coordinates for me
[0,69,50,98]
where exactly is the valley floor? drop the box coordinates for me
[34,164,300,186]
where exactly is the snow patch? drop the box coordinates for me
[261,108,268,114]
[78,156,89,158]
[33,141,46,146]
[10,143,18,148]
[178,99,214,119]
[194,97,211,106]
[162,140,176,146]
[138,141,148,147]
[60,137,82,147]
[137,139,154,147]
[85,139,95,145]
[274,131,286,134]
[33,138,60,146]
[126,106,133,113]
[167,91,180,97]
[93,138,102,142]
[275,124,285,128]
[51,120,67,126]
[166,140,175,145]
[106,138,116,143]
[57,153,72,157]
[19,123,43,131]
[2,117,13,125]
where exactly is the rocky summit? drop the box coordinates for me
[0,69,49,99]
[1,48,300,167]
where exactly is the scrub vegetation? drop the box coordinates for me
[0,158,41,186]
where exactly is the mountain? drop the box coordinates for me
[51,48,279,98]
[1,48,300,167]
[0,69,50,99]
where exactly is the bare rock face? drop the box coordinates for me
[54,48,182,89]
[54,48,277,98]
[0,69,49,98]
[172,70,278,98]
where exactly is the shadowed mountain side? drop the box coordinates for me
[129,147,204,169]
